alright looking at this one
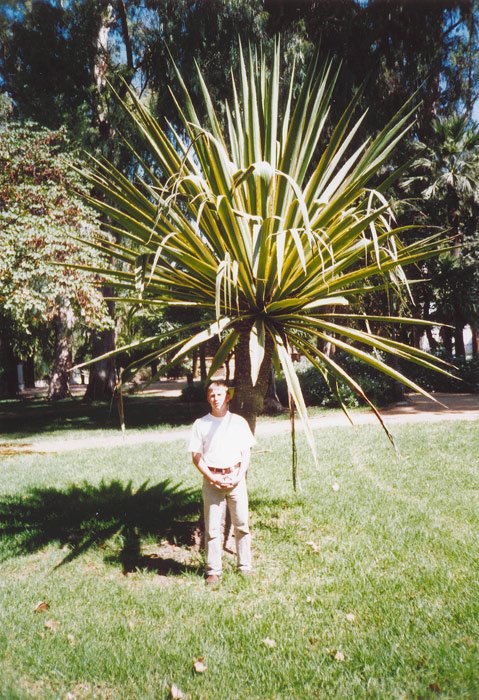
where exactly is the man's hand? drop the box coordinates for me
[211,473,243,490]
[211,476,233,490]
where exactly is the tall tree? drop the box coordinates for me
[0,122,111,398]
[401,115,479,356]
[75,46,452,475]
[0,0,149,400]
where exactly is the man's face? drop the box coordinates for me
[207,384,230,415]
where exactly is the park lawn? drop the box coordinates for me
[0,394,335,445]
[0,395,207,442]
[0,420,478,699]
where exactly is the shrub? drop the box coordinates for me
[167,361,189,379]
[399,354,479,393]
[276,354,397,409]
[275,352,479,412]
[180,381,208,403]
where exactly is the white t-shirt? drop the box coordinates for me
[188,411,256,468]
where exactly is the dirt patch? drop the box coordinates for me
[0,442,57,457]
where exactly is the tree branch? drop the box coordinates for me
[117,0,134,74]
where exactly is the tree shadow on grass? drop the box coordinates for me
[0,479,203,576]
[0,395,207,439]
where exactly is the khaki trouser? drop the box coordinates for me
[202,476,252,576]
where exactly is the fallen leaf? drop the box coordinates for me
[193,657,207,673]
[169,683,185,699]
[332,482,340,491]
[345,613,356,622]
[34,601,50,613]
[309,637,319,646]
[263,638,276,648]
[428,683,442,693]
[458,636,473,646]
[44,619,59,633]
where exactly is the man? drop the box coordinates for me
[189,380,255,584]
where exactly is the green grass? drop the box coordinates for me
[0,418,478,699]
[0,394,335,444]
[0,394,208,441]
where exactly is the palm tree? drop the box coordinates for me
[406,115,479,250]
[75,43,452,462]
[402,115,479,356]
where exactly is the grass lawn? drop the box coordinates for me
[0,416,478,699]
[0,394,338,444]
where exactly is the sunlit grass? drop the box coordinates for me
[1,420,478,699]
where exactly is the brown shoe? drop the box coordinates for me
[205,574,220,586]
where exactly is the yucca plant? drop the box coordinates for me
[74,42,453,467]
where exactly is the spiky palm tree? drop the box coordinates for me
[75,43,452,464]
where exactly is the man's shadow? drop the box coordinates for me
[0,479,203,575]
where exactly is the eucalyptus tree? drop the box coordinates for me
[75,44,453,462]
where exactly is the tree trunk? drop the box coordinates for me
[150,359,159,379]
[471,324,479,357]
[92,2,114,139]
[262,364,284,413]
[192,348,198,379]
[0,332,19,397]
[83,328,116,401]
[84,293,116,402]
[48,302,74,401]
[230,322,275,433]
[425,327,438,352]
[441,326,453,355]
[454,324,466,358]
[199,344,207,382]
[412,326,422,349]
[224,323,274,552]
[23,354,35,388]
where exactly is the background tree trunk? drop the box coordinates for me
[84,293,116,402]
[454,324,466,357]
[199,344,207,382]
[425,327,439,352]
[0,333,19,397]
[441,326,454,355]
[48,302,74,401]
[23,354,35,388]
[471,324,479,357]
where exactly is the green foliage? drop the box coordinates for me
[181,380,208,404]
[399,353,479,393]
[400,113,479,348]
[0,122,111,358]
[277,353,479,410]
[277,356,397,409]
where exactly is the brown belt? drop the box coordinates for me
[209,464,239,475]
